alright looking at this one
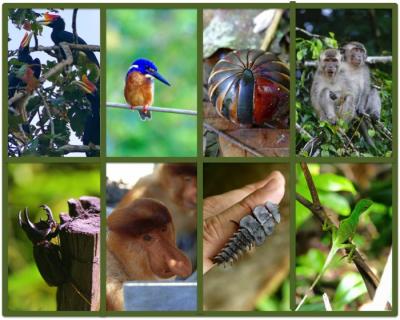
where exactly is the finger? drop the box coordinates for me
[203,171,283,219]
[203,172,285,273]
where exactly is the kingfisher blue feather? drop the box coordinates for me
[124,58,170,120]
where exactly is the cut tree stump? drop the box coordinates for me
[56,196,100,311]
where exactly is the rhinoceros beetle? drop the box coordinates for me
[19,205,67,286]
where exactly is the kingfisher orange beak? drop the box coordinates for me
[38,12,59,25]
[20,32,33,49]
[72,75,96,94]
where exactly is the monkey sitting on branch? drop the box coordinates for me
[341,41,381,120]
[106,198,192,311]
[311,49,356,124]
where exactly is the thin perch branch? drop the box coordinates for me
[106,102,197,116]
[203,122,263,157]
[260,9,283,51]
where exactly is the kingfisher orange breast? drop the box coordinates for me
[124,71,154,107]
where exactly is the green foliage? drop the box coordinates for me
[106,9,197,157]
[296,164,392,310]
[7,164,100,311]
[256,280,290,311]
[296,32,392,157]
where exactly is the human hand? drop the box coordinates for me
[203,171,285,274]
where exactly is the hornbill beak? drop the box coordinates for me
[150,70,171,86]
[37,12,59,25]
[72,75,97,94]
[20,32,33,49]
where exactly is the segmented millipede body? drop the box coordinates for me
[208,49,290,127]
[212,201,280,266]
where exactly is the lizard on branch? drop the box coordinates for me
[296,199,373,311]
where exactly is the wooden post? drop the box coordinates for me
[56,196,100,311]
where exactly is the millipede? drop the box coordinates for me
[212,201,281,266]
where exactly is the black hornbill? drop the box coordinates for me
[8,32,41,122]
[73,75,100,157]
[39,12,100,67]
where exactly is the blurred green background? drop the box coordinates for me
[7,164,100,311]
[106,9,197,157]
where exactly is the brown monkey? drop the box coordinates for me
[341,41,381,120]
[116,163,197,234]
[311,49,355,124]
[106,198,192,311]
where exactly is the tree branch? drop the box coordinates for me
[298,163,380,300]
[8,42,74,106]
[260,9,283,51]
[53,144,100,155]
[203,122,263,157]
[72,9,78,44]
[300,56,392,68]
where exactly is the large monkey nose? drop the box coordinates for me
[167,255,192,278]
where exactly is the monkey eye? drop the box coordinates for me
[183,176,192,182]
[143,234,152,241]
[161,226,167,232]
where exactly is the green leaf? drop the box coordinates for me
[319,191,351,216]
[333,272,367,310]
[313,173,356,194]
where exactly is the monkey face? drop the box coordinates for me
[322,57,339,77]
[349,47,366,66]
[107,198,192,280]
[343,42,367,67]
[319,49,341,78]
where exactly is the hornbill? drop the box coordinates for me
[8,32,41,122]
[73,75,100,157]
[39,12,100,67]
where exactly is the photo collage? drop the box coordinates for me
[4,3,397,317]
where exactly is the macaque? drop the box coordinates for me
[341,41,381,120]
[116,163,197,234]
[106,198,192,311]
[311,49,355,124]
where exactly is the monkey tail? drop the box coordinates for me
[359,120,378,152]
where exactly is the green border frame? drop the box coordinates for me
[2,1,398,317]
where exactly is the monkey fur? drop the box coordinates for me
[311,49,356,124]
[341,41,382,150]
[106,198,192,311]
[341,41,381,120]
[116,164,197,235]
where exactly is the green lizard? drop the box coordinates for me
[296,199,373,311]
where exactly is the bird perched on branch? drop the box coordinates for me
[124,58,170,120]
[73,75,100,157]
[8,32,41,123]
[39,12,100,67]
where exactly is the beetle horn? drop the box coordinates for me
[19,207,37,230]
[39,204,55,224]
